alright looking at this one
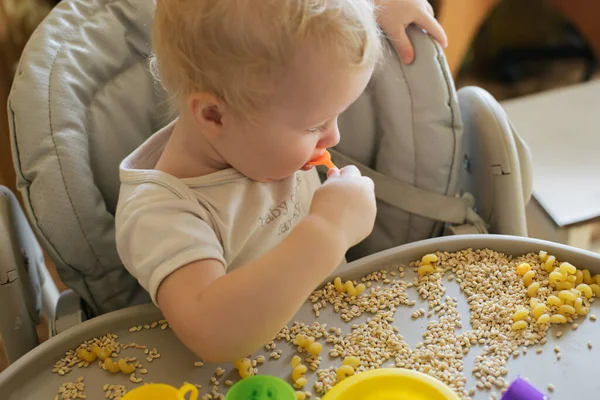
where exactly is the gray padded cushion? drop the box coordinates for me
[9,0,462,313]
[9,0,170,314]
[337,29,462,260]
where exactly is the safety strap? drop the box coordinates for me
[328,149,489,233]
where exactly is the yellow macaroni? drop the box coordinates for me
[527,282,540,297]
[336,365,355,382]
[102,358,121,373]
[550,314,568,324]
[532,304,546,319]
[574,297,589,316]
[530,298,539,308]
[334,277,345,293]
[522,270,536,287]
[590,284,600,297]
[296,392,306,400]
[576,284,593,299]
[117,359,135,374]
[575,270,584,285]
[421,254,439,265]
[293,377,308,389]
[558,290,577,303]
[516,262,531,277]
[546,296,563,307]
[512,308,529,322]
[583,269,593,285]
[544,255,556,272]
[559,262,576,275]
[308,342,323,356]
[511,321,527,331]
[291,355,302,369]
[536,314,550,324]
[292,364,308,382]
[417,264,435,276]
[558,305,576,316]
[539,250,548,262]
[549,271,566,283]
[342,356,361,368]
[556,282,573,291]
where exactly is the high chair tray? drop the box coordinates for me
[1,235,599,400]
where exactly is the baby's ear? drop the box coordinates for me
[189,93,225,135]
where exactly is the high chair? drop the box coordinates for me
[1,0,532,364]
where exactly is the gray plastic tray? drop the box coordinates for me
[2,235,600,399]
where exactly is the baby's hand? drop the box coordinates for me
[309,166,376,249]
[375,0,448,64]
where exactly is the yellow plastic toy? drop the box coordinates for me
[322,368,460,400]
[121,383,198,400]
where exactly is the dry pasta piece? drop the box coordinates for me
[566,275,577,284]
[527,282,540,297]
[547,296,563,307]
[102,358,121,373]
[522,270,536,287]
[550,314,568,324]
[549,271,566,283]
[536,314,550,324]
[118,359,135,375]
[558,305,576,316]
[77,349,97,363]
[512,308,529,322]
[344,281,356,295]
[574,297,589,316]
[532,304,546,320]
[511,321,528,331]
[307,342,323,356]
[336,365,355,382]
[342,356,361,368]
[557,282,573,291]
[558,290,577,303]
[544,256,556,272]
[539,251,549,262]
[291,355,302,369]
[530,298,539,308]
[333,277,345,293]
[91,345,112,361]
[292,365,308,382]
[576,284,593,299]
[421,254,438,265]
[559,262,577,275]
[583,269,593,285]
[575,270,584,285]
[296,392,306,400]
[516,263,531,277]
[590,284,600,297]
[417,264,435,276]
[293,377,308,389]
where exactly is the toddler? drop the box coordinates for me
[115,0,446,362]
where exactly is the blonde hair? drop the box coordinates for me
[150,0,382,115]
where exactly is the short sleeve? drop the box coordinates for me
[115,182,226,304]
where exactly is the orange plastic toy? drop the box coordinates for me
[307,150,337,169]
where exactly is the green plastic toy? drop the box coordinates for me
[225,375,296,400]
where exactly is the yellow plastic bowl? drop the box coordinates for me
[121,383,198,400]
[322,368,460,400]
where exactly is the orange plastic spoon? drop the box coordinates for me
[307,150,337,169]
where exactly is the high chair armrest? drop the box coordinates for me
[0,186,41,363]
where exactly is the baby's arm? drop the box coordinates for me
[157,213,345,363]
[158,167,375,363]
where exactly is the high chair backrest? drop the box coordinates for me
[8,0,532,315]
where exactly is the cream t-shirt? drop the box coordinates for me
[115,123,322,304]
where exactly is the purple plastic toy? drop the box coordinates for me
[502,377,550,400]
